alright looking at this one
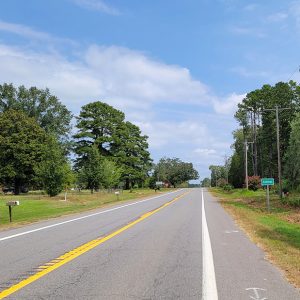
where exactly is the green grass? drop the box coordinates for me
[212,187,266,199]
[258,215,300,249]
[210,187,300,287]
[0,188,170,228]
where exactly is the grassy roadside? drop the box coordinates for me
[210,187,300,288]
[0,188,171,230]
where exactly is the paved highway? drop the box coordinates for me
[0,189,299,299]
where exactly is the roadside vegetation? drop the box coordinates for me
[0,188,171,229]
[0,83,199,226]
[205,81,300,201]
[202,81,300,288]
[210,187,300,288]
[0,83,198,196]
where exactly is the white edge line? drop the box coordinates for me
[0,189,184,242]
[202,188,218,300]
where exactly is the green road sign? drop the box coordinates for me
[261,178,275,186]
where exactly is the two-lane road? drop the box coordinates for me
[0,189,299,299]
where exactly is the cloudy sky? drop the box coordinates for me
[0,0,299,179]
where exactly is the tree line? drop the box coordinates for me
[0,83,199,195]
[209,81,300,193]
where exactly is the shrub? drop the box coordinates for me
[283,197,300,207]
[248,176,261,191]
[223,184,233,191]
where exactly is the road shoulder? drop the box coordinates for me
[203,188,299,300]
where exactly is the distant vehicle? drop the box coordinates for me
[2,186,29,194]
[2,187,14,194]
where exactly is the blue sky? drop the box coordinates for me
[0,0,299,179]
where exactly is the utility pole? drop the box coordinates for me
[264,106,290,199]
[275,106,282,200]
[224,155,229,184]
[244,139,253,190]
[245,140,248,190]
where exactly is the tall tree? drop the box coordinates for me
[74,101,125,158]
[228,129,247,188]
[74,101,152,189]
[283,113,300,189]
[209,165,226,187]
[0,110,48,194]
[77,145,103,193]
[0,83,72,137]
[112,121,152,189]
[35,136,73,197]
[235,81,300,180]
[201,178,211,187]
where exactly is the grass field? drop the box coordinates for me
[0,188,170,229]
[210,187,300,288]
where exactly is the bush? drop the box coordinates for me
[223,184,233,191]
[248,176,261,191]
[282,197,300,207]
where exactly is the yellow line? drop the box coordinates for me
[0,192,189,299]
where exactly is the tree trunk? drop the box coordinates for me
[125,178,132,190]
[14,178,21,195]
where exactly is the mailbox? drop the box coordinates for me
[6,201,20,222]
[6,201,20,206]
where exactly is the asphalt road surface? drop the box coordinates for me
[0,188,299,299]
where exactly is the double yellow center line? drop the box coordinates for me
[0,191,189,299]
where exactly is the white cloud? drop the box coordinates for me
[0,20,73,44]
[70,0,120,15]
[136,120,209,150]
[0,43,213,115]
[266,12,288,23]
[213,93,245,115]
[244,4,259,11]
[0,20,242,176]
[194,148,217,155]
[289,1,300,28]
[84,45,212,105]
[230,26,266,38]
[230,66,269,78]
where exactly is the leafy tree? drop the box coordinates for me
[112,121,152,189]
[235,81,300,180]
[35,136,73,197]
[74,101,125,158]
[209,165,226,187]
[155,157,199,187]
[284,113,300,189]
[217,178,227,188]
[201,178,211,187]
[0,83,72,137]
[77,145,103,193]
[228,130,246,188]
[0,110,48,194]
[74,101,152,189]
[101,159,122,189]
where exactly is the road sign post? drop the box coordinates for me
[261,178,274,212]
[266,185,270,212]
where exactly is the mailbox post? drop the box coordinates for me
[6,201,20,222]
[261,178,274,212]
